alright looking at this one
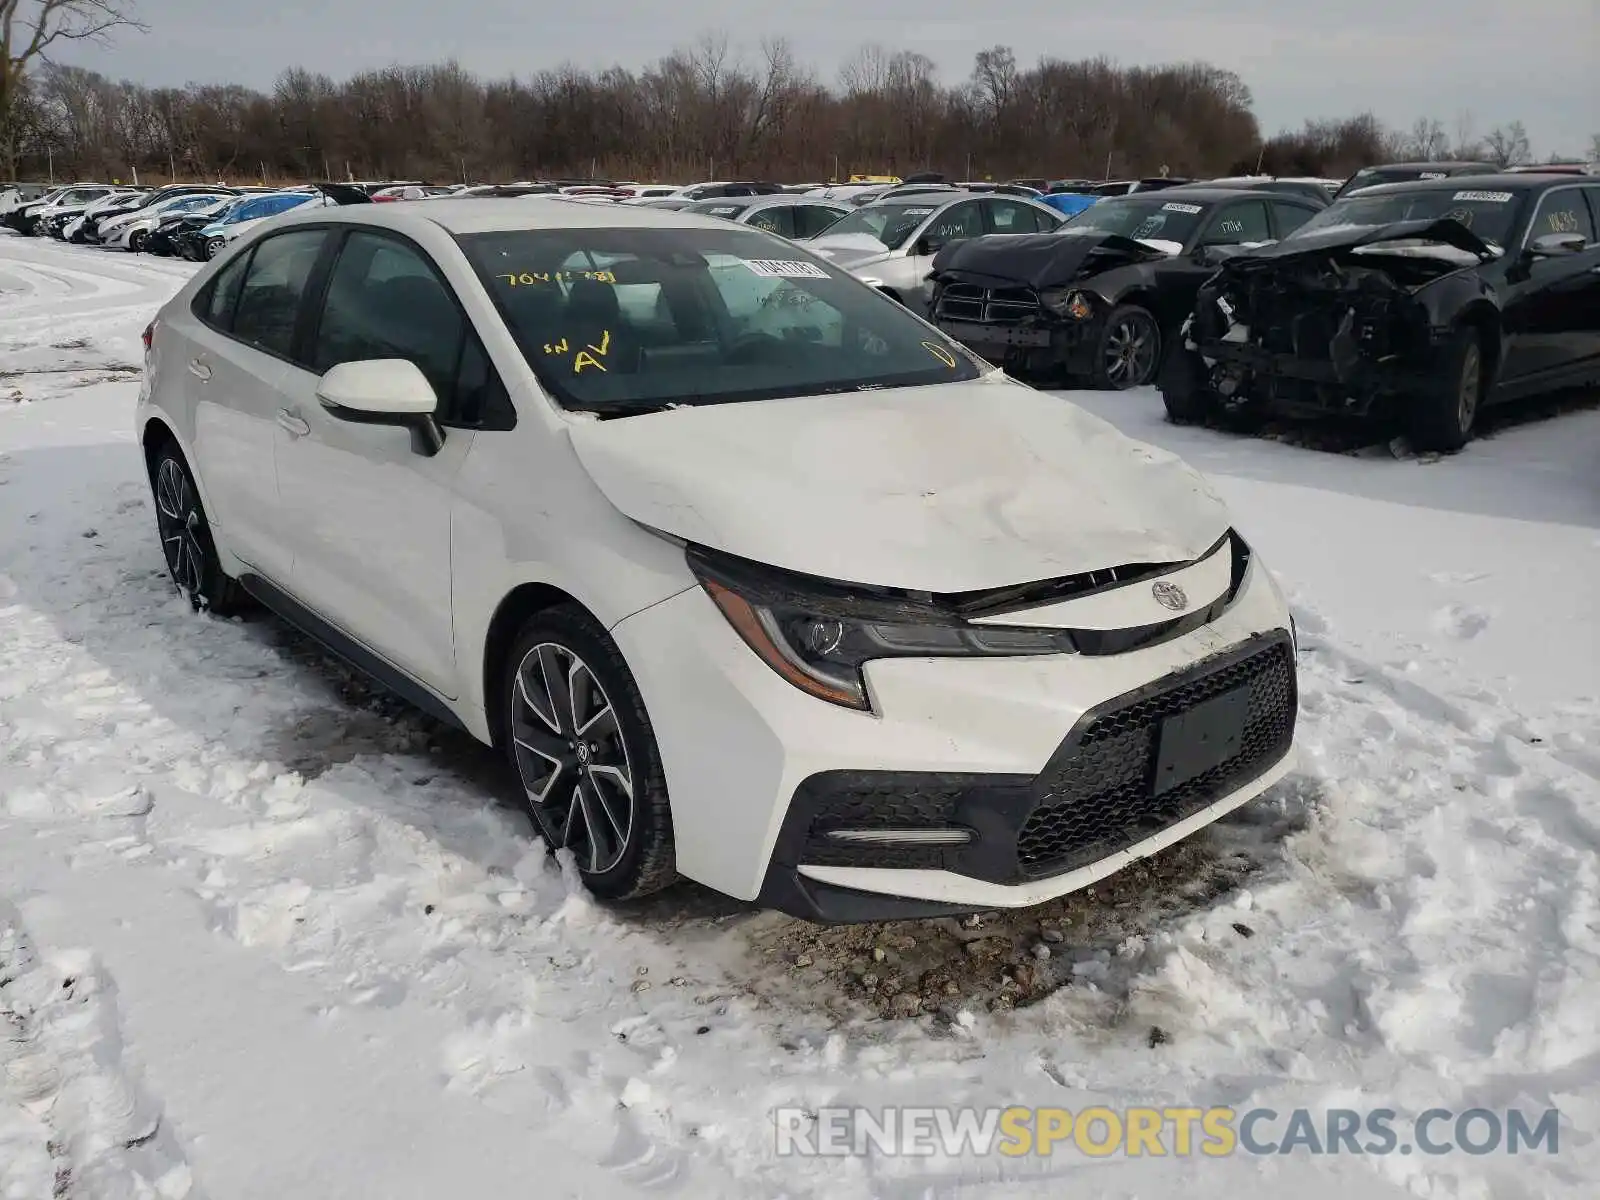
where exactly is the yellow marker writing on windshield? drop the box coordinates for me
[573,329,612,374]
[922,341,958,369]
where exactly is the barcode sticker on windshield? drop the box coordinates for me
[744,259,830,279]
[1419,172,1448,179]
[1161,202,1203,214]
[708,205,740,215]
[900,207,936,215]
[1452,190,1513,203]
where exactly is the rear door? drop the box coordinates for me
[184,227,331,582]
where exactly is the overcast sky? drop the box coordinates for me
[54,0,1600,157]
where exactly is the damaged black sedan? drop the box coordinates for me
[927,188,1323,388]
[1163,174,1600,450]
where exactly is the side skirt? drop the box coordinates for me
[237,571,468,734]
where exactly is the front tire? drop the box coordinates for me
[128,229,148,252]
[1408,325,1484,452]
[502,605,676,900]
[1158,347,1216,424]
[203,237,225,260]
[149,444,247,615]
[1092,304,1161,390]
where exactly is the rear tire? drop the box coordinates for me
[148,442,248,615]
[501,604,677,901]
[1158,347,1216,424]
[1408,325,1484,452]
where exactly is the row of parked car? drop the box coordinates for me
[7,160,1598,450]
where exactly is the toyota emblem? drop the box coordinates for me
[1151,581,1188,612]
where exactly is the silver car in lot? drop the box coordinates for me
[804,191,1064,312]
[680,194,850,240]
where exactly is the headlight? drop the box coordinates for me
[1039,288,1095,320]
[687,546,1073,711]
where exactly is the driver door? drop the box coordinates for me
[1158,199,1273,327]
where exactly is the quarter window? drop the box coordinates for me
[985,199,1043,233]
[229,229,327,358]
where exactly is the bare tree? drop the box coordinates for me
[1449,109,1482,159]
[1405,116,1449,160]
[1482,121,1530,168]
[1,0,144,174]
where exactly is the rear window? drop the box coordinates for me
[457,225,981,415]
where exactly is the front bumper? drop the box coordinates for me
[611,551,1297,920]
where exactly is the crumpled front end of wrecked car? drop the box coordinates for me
[1182,218,1494,414]
[928,233,1166,374]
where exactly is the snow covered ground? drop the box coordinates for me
[2,231,1597,1199]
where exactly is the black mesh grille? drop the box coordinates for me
[1015,639,1295,876]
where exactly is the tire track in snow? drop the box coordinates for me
[0,905,200,1199]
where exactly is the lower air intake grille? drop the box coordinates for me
[1015,638,1295,876]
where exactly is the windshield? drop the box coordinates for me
[815,202,944,249]
[458,226,982,414]
[1060,198,1211,247]
[1289,187,1526,249]
[686,200,752,221]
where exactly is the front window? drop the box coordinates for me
[816,202,945,250]
[1289,188,1527,250]
[458,226,982,415]
[1061,198,1212,250]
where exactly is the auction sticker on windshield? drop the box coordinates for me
[744,259,830,279]
[1452,190,1514,203]
[900,207,936,216]
[1162,202,1203,214]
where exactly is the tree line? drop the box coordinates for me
[3,34,1590,186]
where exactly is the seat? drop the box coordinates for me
[564,279,640,373]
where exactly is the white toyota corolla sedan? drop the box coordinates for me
[137,199,1299,922]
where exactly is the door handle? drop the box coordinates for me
[276,409,310,437]
[187,358,212,381]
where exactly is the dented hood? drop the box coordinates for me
[1233,217,1496,264]
[931,231,1168,290]
[568,380,1230,593]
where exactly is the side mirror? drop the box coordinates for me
[316,359,444,456]
[913,235,943,257]
[1527,232,1587,258]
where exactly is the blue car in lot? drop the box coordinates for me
[195,190,325,259]
[1040,193,1100,218]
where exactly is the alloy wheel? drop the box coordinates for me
[153,458,206,599]
[509,641,636,874]
[1103,313,1159,387]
